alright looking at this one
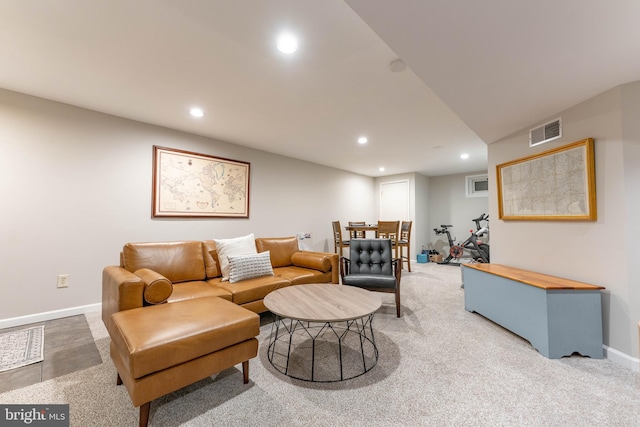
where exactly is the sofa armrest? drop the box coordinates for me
[134,268,173,305]
[291,251,339,284]
[102,266,145,336]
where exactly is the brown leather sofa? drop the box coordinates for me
[102,235,338,337]
[102,235,338,426]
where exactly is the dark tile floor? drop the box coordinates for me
[0,315,102,393]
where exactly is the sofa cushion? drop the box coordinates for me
[255,236,298,267]
[291,252,332,272]
[273,266,333,285]
[166,281,232,303]
[134,268,173,305]
[215,275,290,305]
[202,240,222,279]
[123,241,205,283]
[213,234,257,281]
[228,251,274,283]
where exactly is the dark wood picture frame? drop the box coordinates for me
[497,138,596,221]
[152,146,250,218]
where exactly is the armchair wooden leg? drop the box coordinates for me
[242,360,249,384]
[139,402,150,427]
[395,288,401,318]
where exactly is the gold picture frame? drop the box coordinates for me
[497,138,596,221]
[152,146,250,218]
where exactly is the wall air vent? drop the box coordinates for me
[529,117,562,147]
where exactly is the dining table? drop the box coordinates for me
[345,223,378,238]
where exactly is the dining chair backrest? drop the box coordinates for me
[400,221,412,242]
[332,220,350,257]
[399,220,413,272]
[348,221,366,239]
[376,221,400,243]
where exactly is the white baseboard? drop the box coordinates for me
[0,303,102,329]
[604,345,640,372]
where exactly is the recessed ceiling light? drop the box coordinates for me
[460,153,470,159]
[358,136,368,144]
[276,33,298,54]
[379,167,385,172]
[190,107,204,118]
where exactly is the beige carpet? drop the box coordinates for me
[1,262,639,426]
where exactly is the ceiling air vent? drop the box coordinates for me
[529,117,562,147]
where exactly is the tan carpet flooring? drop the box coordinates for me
[1,262,638,426]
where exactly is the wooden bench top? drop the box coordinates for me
[463,263,605,290]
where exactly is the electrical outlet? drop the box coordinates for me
[57,274,69,288]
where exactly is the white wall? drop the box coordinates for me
[488,82,640,363]
[621,82,640,362]
[0,88,374,321]
[414,173,430,255]
[428,171,489,257]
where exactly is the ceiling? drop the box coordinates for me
[1,1,638,178]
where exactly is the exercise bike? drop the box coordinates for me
[433,214,490,265]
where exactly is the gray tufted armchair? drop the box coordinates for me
[340,239,402,317]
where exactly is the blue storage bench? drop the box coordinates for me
[462,263,605,359]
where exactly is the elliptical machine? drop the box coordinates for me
[433,213,490,265]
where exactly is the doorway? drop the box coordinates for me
[380,180,410,221]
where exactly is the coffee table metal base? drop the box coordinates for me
[267,313,378,382]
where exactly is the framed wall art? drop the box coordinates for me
[496,138,596,221]
[152,146,250,218]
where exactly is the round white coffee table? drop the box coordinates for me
[264,283,381,382]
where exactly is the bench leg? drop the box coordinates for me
[242,360,249,384]
[139,402,150,427]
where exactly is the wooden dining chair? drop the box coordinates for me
[332,221,350,258]
[376,220,400,259]
[398,220,413,272]
[348,221,366,239]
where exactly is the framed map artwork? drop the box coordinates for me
[497,138,596,221]
[152,146,250,218]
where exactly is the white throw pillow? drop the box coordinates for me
[228,251,274,283]
[213,233,257,281]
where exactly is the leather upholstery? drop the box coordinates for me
[274,266,331,285]
[340,239,402,316]
[291,251,332,272]
[111,297,259,379]
[105,237,339,422]
[111,337,258,407]
[134,268,173,305]
[109,296,260,411]
[102,237,339,337]
[348,239,394,275]
[201,240,222,279]
[342,239,397,289]
[123,241,205,283]
[167,281,232,303]
[214,274,291,305]
[255,236,298,267]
